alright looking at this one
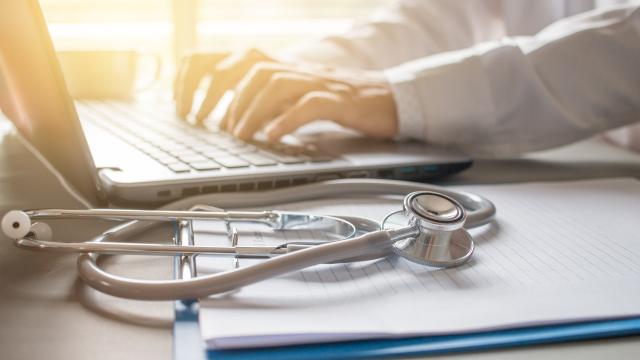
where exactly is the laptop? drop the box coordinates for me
[0,0,471,207]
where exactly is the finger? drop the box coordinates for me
[264,91,345,142]
[196,50,273,124]
[175,53,227,118]
[222,62,290,131]
[194,68,235,125]
[175,54,213,117]
[172,56,188,101]
[217,92,235,131]
[232,73,322,140]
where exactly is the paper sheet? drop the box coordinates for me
[193,178,640,349]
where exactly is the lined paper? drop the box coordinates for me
[194,178,640,349]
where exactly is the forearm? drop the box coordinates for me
[387,4,640,157]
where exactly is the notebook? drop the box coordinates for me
[175,178,640,357]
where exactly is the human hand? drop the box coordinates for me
[174,49,270,122]
[174,49,398,142]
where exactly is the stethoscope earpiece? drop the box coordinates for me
[29,222,53,241]
[2,210,32,240]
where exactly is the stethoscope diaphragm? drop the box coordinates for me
[382,191,474,267]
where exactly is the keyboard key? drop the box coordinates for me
[145,149,170,158]
[306,151,334,162]
[159,143,188,152]
[227,144,257,155]
[189,161,221,171]
[166,136,192,145]
[155,156,181,165]
[197,133,229,142]
[168,163,191,173]
[185,140,211,149]
[144,136,172,146]
[178,154,208,163]
[210,137,243,147]
[240,153,277,166]
[192,127,220,136]
[168,148,199,157]
[259,150,307,164]
[270,143,318,155]
[136,143,158,152]
[213,156,250,168]
[191,144,221,153]
[120,134,141,145]
[201,149,231,158]
[276,144,306,156]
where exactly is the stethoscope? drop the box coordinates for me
[1,179,495,300]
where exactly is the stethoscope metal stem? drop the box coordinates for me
[14,237,301,256]
[387,225,420,242]
[9,222,457,267]
[15,227,418,257]
[26,208,279,223]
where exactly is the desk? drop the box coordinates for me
[1,120,639,360]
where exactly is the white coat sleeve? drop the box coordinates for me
[386,4,640,156]
[282,0,504,70]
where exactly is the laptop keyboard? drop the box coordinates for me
[78,102,333,173]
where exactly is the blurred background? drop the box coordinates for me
[40,0,392,81]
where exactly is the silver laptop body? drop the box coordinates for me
[0,1,471,206]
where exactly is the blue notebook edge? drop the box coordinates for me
[174,299,640,360]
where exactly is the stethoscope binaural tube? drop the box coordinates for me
[4,179,496,300]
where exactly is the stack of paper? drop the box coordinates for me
[193,178,640,349]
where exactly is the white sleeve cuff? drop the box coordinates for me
[384,68,426,141]
[384,46,496,147]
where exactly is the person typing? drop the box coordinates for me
[175,0,640,157]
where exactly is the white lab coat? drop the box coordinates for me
[286,0,640,156]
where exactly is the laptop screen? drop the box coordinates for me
[0,0,104,206]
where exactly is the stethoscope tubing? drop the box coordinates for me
[77,230,395,300]
[57,179,496,300]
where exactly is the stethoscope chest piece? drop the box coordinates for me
[382,191,474,267]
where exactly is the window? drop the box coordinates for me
[40,0,172,52]
[39,0,392,76]
[197,0,392,52]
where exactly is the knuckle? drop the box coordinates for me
[203,82,218,99]
[246,48,263,58]
[327,82,352,95]
[265,72,289,89]
[299,91,326,107]
[246,48,271,61]
[251,61,274,74]
[244,62,278,85]
[237,49,257,63]
[188,53,214,69]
